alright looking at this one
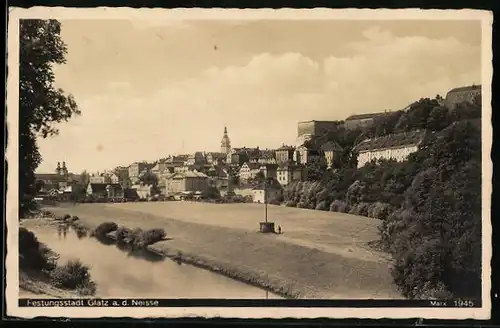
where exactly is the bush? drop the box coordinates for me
[284,201,296,207]
[296,202,307,209]
[136,228,166,247]
[315,200,328,211]
[348,202,370,216]
[115,226,132,243]
[50,259,92,290]
[92,222,118,238]
[329,200,349,213]
[77,280,97,296]
[19,227,58,272]
[41,210,53,217]
[367,202,395,220]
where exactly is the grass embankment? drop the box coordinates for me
[46,203,401,299]
[19,216,96,298]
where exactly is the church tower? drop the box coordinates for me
[220,126,231,154]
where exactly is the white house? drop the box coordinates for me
[277,164,303,187]
[354,130,427,168]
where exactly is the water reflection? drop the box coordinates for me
[58,222,87,239]
[30,225,282,299]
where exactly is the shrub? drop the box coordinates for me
[417,281,453,300]
[284,201,296,207]
[50,259,92,290]
[19,227,58,272]
[115,226,132,243]
[348,202,370,216]
[368,202,395,221]
[77,280,97,296]
[329,200,349,213]
[296,202,307,209]
[41,210,53,217]
[92,222,118,238]
[136,228,166,247]
[315,200,328,211]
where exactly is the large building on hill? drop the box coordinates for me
[445,84,481,109]
[296,120,339,145]
[354,130,428,168]
[275,145,295,164]
[344,112,387,130]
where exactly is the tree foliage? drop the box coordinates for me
[19,19,80,216]
[279,95,482,299]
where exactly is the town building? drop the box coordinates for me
[185,152,207,166]
[89,175,105,184]
[259,163,278,179]
[294,145,322,165]
[251,182,282,204]
[444,84,481,109]
[86,183,124,200]
[165,171,209,195]
[128,162,148,184]
[206,165,229,190]
[227,147,259,166]
[205,152,227,165]
[277,163,303,187]
[321,141,343,169]
[239,162,261,183]
[130,183,155,200]
[35,162,79,193]
[344,112,386,130]
[275,145,295,164]
[257,149,277,164]
[354,130,428,168]
[220,126,231,154]
[151,161,168,178]
[296,120,339,145]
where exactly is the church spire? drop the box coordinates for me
[220,126,231,155]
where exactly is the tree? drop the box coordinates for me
[254,171,266,184]
[19,20,80,216]
[138,171,159,187]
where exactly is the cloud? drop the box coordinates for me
[38,27,481,173]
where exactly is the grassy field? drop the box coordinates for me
[46,202,402,299]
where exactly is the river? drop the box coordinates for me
[30,224,282,299]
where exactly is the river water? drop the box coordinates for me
[30,224,282,299]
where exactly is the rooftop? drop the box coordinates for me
[354,130,427,152]
[297,120,338,124]
[276,144,295,151]
[447,84,481,94]
[345,112,387,121]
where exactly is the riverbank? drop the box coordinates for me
[45,203,402,299]
[19,218,94,299]
[19,270,79,298]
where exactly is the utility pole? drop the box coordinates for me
[264,178,268,223]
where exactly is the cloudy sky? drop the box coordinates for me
[36,19,481,173]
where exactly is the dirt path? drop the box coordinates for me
[46,203,402,299]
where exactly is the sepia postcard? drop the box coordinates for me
[5,7,493,320]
